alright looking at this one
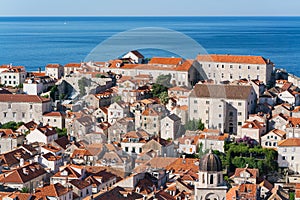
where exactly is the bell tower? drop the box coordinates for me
[195,150,227,200]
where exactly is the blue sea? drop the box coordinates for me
[0,17,299,75]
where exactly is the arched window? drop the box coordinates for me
[202,173,205,183]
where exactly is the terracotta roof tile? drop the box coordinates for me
[149,57,183,65]
[197,54,270,65]
[35,183,71,197]
[0,94,50,103]
[278,138,300,147]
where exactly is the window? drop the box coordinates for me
[12,112,16,117]
[238,122,242,126]
[30,104,33,109]
[218,123,222,128]
[221,73,224,78]
[210,175,213,184]
[230,65,233,69]
[230,74,233,79]
[139,148,142,153]
[282,156,286,160]
[132,147,136,153]
[265,142,268,146]
[238,112,242,116]
[194,110,197,113]
[219,114,221,118]
[205,110,209,114]
[257,75,259,80]
[248,66,250,69]
[292,156,294,160]
[229,112,233,117]
[216,64,219,68]
[8,103,11,109]
[222,65,224,68]
[238,102,242,106]
[194,100,197,104]
[125,147,128,152]
[257,66,260,70]
[154,124,156,128]
[206,101,210,104]
[54,119,56,122]
[22,112,25,118]
[3,112,7,117]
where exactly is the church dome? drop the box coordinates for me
[199,151,222,172]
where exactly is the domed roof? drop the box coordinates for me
[199,151,222,172]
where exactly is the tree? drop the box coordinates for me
[185,119,205,131]
[78,77,91,97]
[50,85,58,101]
[156,74,172,88]
[95,74,107,78]
[159,91,169,105]
[197,119,205,131]
[0,121,24,131]
[151,83,168,97]
[112,95,122,103]
[55,127,68,138]
[219,141,278,174]
[20,187,29,193]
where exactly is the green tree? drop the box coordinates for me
[112,95,122,103]
[95,74,107,78]
[159,91,169,105]
[20,187,29,193]
[151,83,168,97]
[0,121,24,131]
[78,77,91,97]
[197,119,205,131]
[221,141,278,174]
[50,85,58,101]
[156,74,172,88]
[185,119,205,131]
[55,127,68,138]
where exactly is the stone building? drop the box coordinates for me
[0,94,51,124]
[194,151,227,200]
[189,83,257,135]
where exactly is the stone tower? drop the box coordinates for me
[194,150,227,200]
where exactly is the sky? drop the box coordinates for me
[0,0,299,16]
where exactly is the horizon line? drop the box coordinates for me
[0,15,300,17]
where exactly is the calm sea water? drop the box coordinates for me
[0,17,299,75]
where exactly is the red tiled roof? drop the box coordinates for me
[64,63,81,68]
[278,138,300,147]
[35,183,71,197]
[46,64,61,68]
[149,57,183,65]
[43,111,65,117]
[197,54,270,65]
[0,94,50,103]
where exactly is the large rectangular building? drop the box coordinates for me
[197,54,274,85]
[189,83,257,135]
[0,94,51,124]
